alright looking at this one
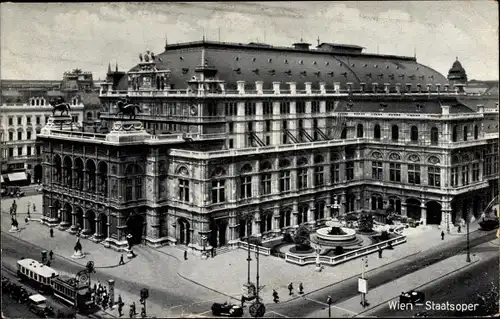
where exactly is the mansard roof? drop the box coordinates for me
[128,40,447,90]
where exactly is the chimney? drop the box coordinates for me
[255,81,263,94]
[384,83,390,94]
[319,82,326,94]
[441,104,450,115]
[372,83,379,93]
[346,82,353,93]
[360,82,366,92]
[237,81,246,94]
[395,83,401,94]
[287,82,296,95]
[444,84,449,92]
[305,82,312,94]
[477,104,484,113]
[334,82,341,94]
[273,82,281,94]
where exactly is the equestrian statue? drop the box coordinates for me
[49,97,71,116]
[116,96,142,119]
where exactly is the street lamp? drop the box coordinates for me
[326,296,332,318]
[466,209,471,263]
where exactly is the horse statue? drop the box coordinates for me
[116,99,142,119]
[49,98,71,116]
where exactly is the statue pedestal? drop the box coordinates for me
[40,115,80,135]
[201,252,208,260]
[126,249,135,259]
[106,121,150,143]
[9,226,20,233]
[71,250,86,259]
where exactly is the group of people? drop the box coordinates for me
[92,281,111,310]
[269,282,305,304]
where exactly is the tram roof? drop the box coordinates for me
[17,258,59,278]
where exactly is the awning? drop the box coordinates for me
[8,172,27,182]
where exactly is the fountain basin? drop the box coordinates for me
[316,227,356,241]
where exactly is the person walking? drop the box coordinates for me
[119,254,125,265]
[25,217,29,224]
[378,246,383,258]
[272,289,279,303]
[33,203,36,212]
[50,228,54,237]
[441,230,445,240]
[46,260,51,267]
[298,282,304,295]
[288,283,294,296]
[184,250,188,260]
[132,301,137,315]
[49,250,54,260]
[118,301,123,317]
[457,224,461,233]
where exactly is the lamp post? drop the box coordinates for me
[466,208,471,263]
[326,296,332,318]
[246,219,252,286]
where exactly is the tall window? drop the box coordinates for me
[265,120,271,132]
[451,167,459,187]
[282,120,288,144]
[474,125,479,140]
[312,119,318,141]
[179,179,190,202]
[8,117,13,125]
[314,166,324,186]
[374,124,381,140]
[280,102,290,114]
[17,147,22,156]
[331,164,340,183]
[8,132,13,141]
[391,125,399,141]
[484,157,492,176]
[341,128,347,139]
[407,164,421,185]
[26,117,31,125]
[389,163,401,182]
[431,127,439,145]
[240,176,252,199]
[298,168,308,190]
[372,161,383,180]
[261,174,272,195]
[461,164,469,186]
[428,166,441,187]
[463,126,468,141]
[452,125,458,142]
[472,163,479,182]
[296,101,306,114]
[212,180,226,203]
[245,102,256,116]
[410,126,418,142]
[345,162,354,181]
[17,116,22,125]
[298,119,304,142]
[135,176,142,199]
[356,124,364,138]
[17,132,22,140]
[126,178,133,201]
[280,171,291,192]
[36,116,41,125]
[263,101,272,115]
[311,101,320,113]
[371,195,384,210]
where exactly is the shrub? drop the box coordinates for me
[334,246,344,255]
[359,212,374,232]
[293,224,311,250]
[380,230,390,241]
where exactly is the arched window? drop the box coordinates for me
[474,125,479,140]
[463,126,468,141]
[452,125,458,142]
[391,125,399,141]
[211,167,226,203]
[373,124,381,140]
[356,124,364,138]
[431,127,439,145]
[86,112,93,121]
[410,126,418,142]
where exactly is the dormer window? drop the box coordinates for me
[181,68,189,75]
[180,56,184,60]
[374,64,378,68]
[252,58,256,62]
[416,103,423,111]
[235,57,239,61]
[268,70,276,75]
[313,61,317,65]
[299,60,303,65]
[314,71,320,77]
[380,103,388,108]
[327,72,334,77]
[284,59,288,64]
[325,61,330,66]
[396,66,400,69]
[339,62,343,66]
[363,64,368,67]
[300,71,307,76]
[415,67,419,71]
[341,72,348,77]
[268,58,272,63]
[284,70,292,76]
[252,68,260,74]
[351,63,355,67]
[386,65,390,69]
[233,68,241,74]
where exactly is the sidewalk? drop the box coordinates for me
[302,252,484,318]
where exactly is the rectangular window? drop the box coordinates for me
[179,179,190,202]
[297,168,308,190]
[126,178,133,200]
[36,146,41,155]
[27,132,31,140]
[9,132,13,141]
[428,166,441,187]
[311,101,320,113]
[326,100,335,113]
[135,177,142,199]
[247,122,254,132]
[346,162,354,181]
[17,116,22,125]
[314,166,324,186]
[280,102,290,114]
[279,171,291,192]
[332,164,340,183]
[9,148,13,157]
[207,103,217,116]
[451,167,459,187]
[27,146,31,156]
[484,157,492,176]
[261,174,272,195]
[372,161,383,180]
[389,163,401,182]
[17,132,22,140]
[407,164,421,185]
[472,163,480,182]
[17,147,22,156]
[229,139,234,149]
[245,102,256,116]
[27,117,31,125]
[8,117,13,125]
[211,180,226,203]
[296,101,306,114]
[265,120,271,132]
[263,101,272,115]
[240,176,252,199]
[265,136,271,146]
[36,116,41,125]
[228,122,234,134]
[461,164,469,186]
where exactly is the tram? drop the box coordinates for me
[17,258,58,294]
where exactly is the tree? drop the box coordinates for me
[293,224,311,250]
[358,212,374,232]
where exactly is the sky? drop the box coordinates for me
[1,1,498,81]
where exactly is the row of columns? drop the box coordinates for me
[53,164,108,194]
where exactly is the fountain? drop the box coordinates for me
[311,219,362,248]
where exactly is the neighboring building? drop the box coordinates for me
[447,57,468,90]
[0,77,88,185]
[38,40,499,253]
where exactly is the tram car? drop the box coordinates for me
[16,258,94,313]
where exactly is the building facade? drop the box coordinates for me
[38,40,499,253]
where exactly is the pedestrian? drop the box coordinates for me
[132,301,137,315]
[388,241,393,249]
[50,228,54,237]
[240,295,245,307]
[93,283,97,293]
[272,289,279,303]
[184,250,188,260]
[46,260,51,267]
[288,283,293,295]
[441,230,445,240]
[378,246,383,258]
[118,294,123,306]
[49,250,54,260]
[33,203,36,212]
[119,254,125,265]
[298,282,304,294]
[457,225,461,233]
[211,246,214,258]
[118,302,123,317]
[25,217,29,224]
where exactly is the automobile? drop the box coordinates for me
[399,290,425,305]
[414,312,428,317]
[479,217,499,231]
[28,294,54,318]
[211,302,244,317]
